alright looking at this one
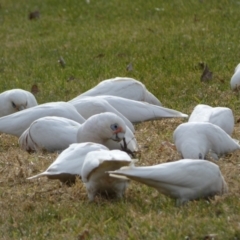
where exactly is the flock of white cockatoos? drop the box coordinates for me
[1,71,239,205]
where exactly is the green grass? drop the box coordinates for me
[1,0,240,239]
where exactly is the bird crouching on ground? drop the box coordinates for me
[81,150,133,201]
[108,159,228,206]
[0,88,38,117]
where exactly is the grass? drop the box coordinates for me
[0,0,240,239]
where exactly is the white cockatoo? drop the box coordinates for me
[19,116,81,152]
[76,112,138,154]
[81,149,132,201]
[109,159,228,205]
[0,102,85,137]
[0,89,38,117]
[70,77,162,106]
[69,96,135,133]
[27,142,109,184]
[70,95,188,124]
[19,113,138,153]
[173,122,240,160]
[188,104,234,135]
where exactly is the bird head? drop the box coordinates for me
[110,122,125,142]
[180,142,206,160]
[8,90,28,113]
[11,101,27,111]
[77,112,126,144]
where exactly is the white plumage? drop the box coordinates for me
[19,113,138,153]
[0,101,85,137]
[70,77,162,106]
[19,116,81,152]
[77,112,126,145]
[81,150,132,201]
[188,104,234,135]
[27,142,109,184]
[104,125,138,153]
[70,95,188,123]
[109,159,228,205]
[0,89,38,117]
[230,63,240,90]
[173,122,240,160]
[68,96,135,133]
[77,112,138,153]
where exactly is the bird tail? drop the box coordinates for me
[145,90,162,106]
[18,125,38,152]
[232,138,240,145]
[221,177,228,194]
[151,105,189,118]
[109,173,130,180]
[27,172,46,180]
[108,160,137,180]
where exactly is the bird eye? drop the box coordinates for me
[111,123,118,131]
[12,102,16,108]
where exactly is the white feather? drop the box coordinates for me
[27,142,109,184]
[19,112,138,153]
[173,122,240,159]
[0,102,85,137]
[77,112,126,146]
[69,97,135,133]
[18,117,81,152]
[71,95,188,123]
[81,149,132,201]
[0,89,38,117]
[109,159,228,205]
[188,104,234,135]
[70,77,162,106]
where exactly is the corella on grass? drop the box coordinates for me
[0,102,85,137]
[173,122,240,160]
[76,112,126,146]
[0,88,38,117]
[81,149,132,201]
[69,96,135,133]
[71,95,188,124]
[109,159,228,206]
[19,113,138,153]
[76,112,137,153]
[27,142,109,184]
[19,116,81,152]
[70,77,162,106]
[188,104,234,136]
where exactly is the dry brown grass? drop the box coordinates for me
[1,0,240,238]
[1,118,240,239]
